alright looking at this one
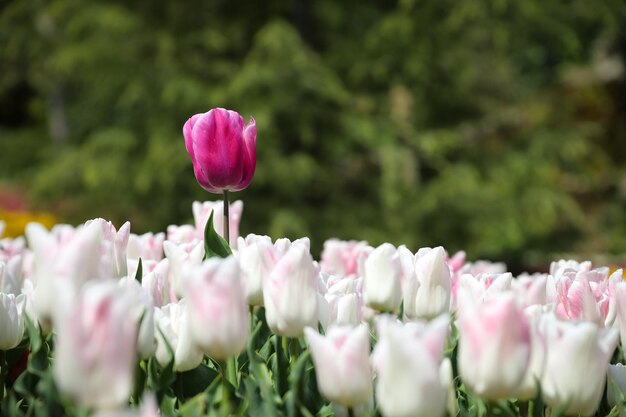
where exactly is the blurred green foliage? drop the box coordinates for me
[1,0,625,270]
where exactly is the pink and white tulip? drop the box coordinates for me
[541,315,618,416]
[362,244,402,313]
[193,200,243,246]
[263,244,318,337]
[53,281,138,410]
[185,257,249,360]
[399,246,451,320]
[0,292,25,350]
[154,300,203,372]
[320,239,372,278]
[127,232,165,261]
[457,292,531,400]
[305,325,373,407]
[372,315,449,417]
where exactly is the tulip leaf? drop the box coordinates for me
[247,324,281,416]
[175,364,219,400]
[159,395,177,417]
[286,351,310,417]
[135,258,143,283]
[203,211,232,259]
[314,405,334,417]
[23,313,42,354]
[178,392,206,417]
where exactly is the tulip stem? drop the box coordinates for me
[0,350,5,400]
[223,190,230,246]
[219,361,232,416]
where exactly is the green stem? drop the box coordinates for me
[0,350,6,401]
[274,335,288,395]
[249,305,255,337]
[347,407,355,417]
[227,357,237,387]
[219,361,232,417]
[223,190,230,246]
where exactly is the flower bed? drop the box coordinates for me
[0,108,624,417]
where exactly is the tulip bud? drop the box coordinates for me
[127,232,165,261]
[163,240,204,298]
[541,316,618,416]
[0,293,25,350]
[119,277,155,359]
[305,325,373,407]
[399,246,451,320]
[263,244,318,337]
[185,257,249,360]
[183,108,256,193]
[193,200,243,246]
[457,292,531,400]
[320,239,373,278]
[85,218,130,278]
[362,244,402,313]
[0,256,23,295]
[372,316,449,417]
[154,300,203,372]
[53,281,138,410]
[554,272,602,325]
[515,305,547,400]
[236,234,273,306]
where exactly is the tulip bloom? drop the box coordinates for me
[399,246,451,320]
[263,244,319,337]
[193,200,243,246]
[304,325,373,407]
[53,281,138,410]
[183,108,256,194]
[457,292,531,400]
[372,316,449,417]
[320,239,373,278]
[0,292,25,350]
[154,300,203,372]
[362,244,402,313]
[185,257,249,360]
[541,316,618,416]
[236,234,272,306]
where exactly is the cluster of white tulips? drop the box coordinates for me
[1,202,625,417]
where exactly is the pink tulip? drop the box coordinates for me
[183,108,256,193]
[457,292,531,400]
[304,325,373,407]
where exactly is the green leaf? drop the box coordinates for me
[135,258,143,283]
[175,364,219,400]
[287,351,310,417]
[314,404,334,417]
[203,210,232,259]
[159,395,177,417]
[178,392,206,417]
[246,324,281,416]
[23,314,42,354]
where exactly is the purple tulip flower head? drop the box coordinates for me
[183,108,256,194]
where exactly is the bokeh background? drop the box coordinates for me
[1,0,625,272]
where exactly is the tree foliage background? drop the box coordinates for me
[1,0,625,271]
